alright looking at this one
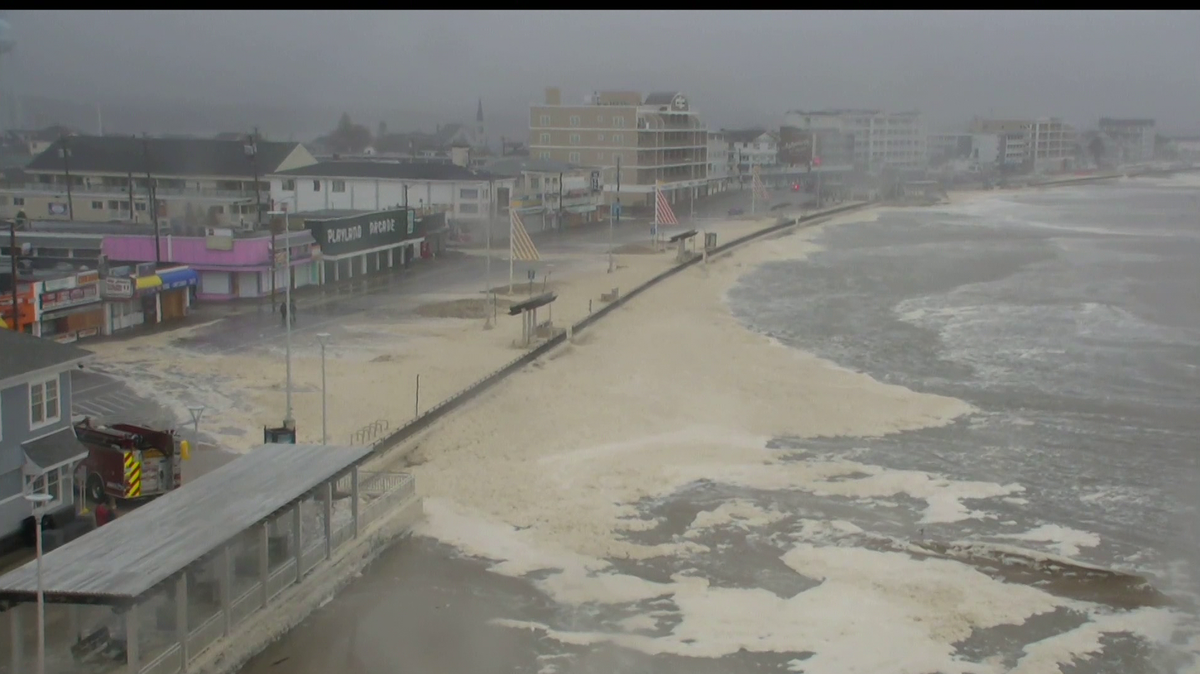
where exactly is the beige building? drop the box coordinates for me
[529,87,707,208]
[0,135,317,229]
[971,117,1076,173]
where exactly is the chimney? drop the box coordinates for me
[545,87,561,105]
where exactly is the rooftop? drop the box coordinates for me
[0,328,93,387]
[26,135,307,179]
[274,160,496,182]
[0,443,374,605]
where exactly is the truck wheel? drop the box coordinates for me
[87,474,106,504]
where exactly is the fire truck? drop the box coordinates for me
[74,417,185,503]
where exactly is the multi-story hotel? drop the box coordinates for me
[971,117,1076,173]
[528,87,708,208]
[783,109,926,172]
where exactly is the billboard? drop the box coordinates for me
[778,127,815,166]
[303,208,416,258]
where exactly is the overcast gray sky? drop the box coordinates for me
[8,10,1200,136]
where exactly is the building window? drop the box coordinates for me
[282,179,296,191]
[313,180,321,191]
[540,132,550,144]
[539,151,550,160]
[459,188,479,199]
[530,177,540,190]
[30,377,60,428]
[135,202,147,212]
[569,152,580,163]
[570,134,580,145]
[614,117,625,128]
[540,114,550,126]
[613,134,623,145]
[597,133,605,142]
[597,114,605,123]
[459,203,479,214]
[597,152,605,162]
[570,115,580,127]
[90,201,103,209]
[13,197,24,206]
[332,180,346,193]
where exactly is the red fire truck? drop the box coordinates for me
[74,417,185,503]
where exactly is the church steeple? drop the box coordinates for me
[476,97,487,150]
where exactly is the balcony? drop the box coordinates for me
[7,183,253,200]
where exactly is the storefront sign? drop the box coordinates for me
[41,284,99,312]
[43,276,76,292]
[77,271,99,286]
[304,208,415,257]
[103,277,135,299]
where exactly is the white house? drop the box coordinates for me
[267,161,518,227]
[724,129,778,175]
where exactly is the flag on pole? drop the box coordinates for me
[509,209,540,262]
[655,183,679,226]
[751,165,769,201]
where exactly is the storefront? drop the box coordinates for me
[36,271,104,343]
[101,230,317,302]
[102,264,198,335]
[303,208,426,284]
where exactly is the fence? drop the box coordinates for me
[371,202,869,458]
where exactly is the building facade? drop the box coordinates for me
[267,161,516,229]
[0,329,92,553]
[529,87,708,208]
[100,263,197,335]
[706,131,730,192]
[724,129,778,179]
[301,208,436,284]
[486,157,605,231]
[784,110,927,172]
[1098,118,1156,164]
[0,135,317,228]
[971,117,1076,173]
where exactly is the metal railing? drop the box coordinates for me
[349,419,390,446]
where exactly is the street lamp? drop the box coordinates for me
[316,333,331,444]
[267,208,294,429]
[187,405,206,433]
[25,491,53,674]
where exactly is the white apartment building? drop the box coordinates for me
[706,131,730,191]
[529,87,708,208]
[724,129,778,175]
[783,110,926,172]
[972,117,1075,173]
[267,161,517,226]
[1098,118,1156,164]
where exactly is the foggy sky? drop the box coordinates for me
[8,10,1200,136]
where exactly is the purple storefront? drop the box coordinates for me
[101,231,319,301]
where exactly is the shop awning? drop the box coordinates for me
[158,268,198,290]
[23,428,89,474]
[135,275,162,291]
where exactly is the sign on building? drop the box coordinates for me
[303,208,416,258]
[778,127,815,166]
[103,277,135,299]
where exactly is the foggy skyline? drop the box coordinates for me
[7,10,1200,137]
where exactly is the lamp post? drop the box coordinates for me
[25,491,53,674]
[267,208,294,429]
[316,332,331,444]
[186,405,205,434]
[58,136,73,221]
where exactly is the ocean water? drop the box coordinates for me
[240,176,1200,674]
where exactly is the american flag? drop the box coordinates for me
[655,184,679,226]
[751,166,769,201]
[510,209,540,262]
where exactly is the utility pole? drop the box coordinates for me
[59,135,74,220]
[141,135,161,264]
[485,178,493,296]
[7,218,17,331]
[558,171,564,234]
[249,127,262,228]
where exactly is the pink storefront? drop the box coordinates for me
[102,231,320,301]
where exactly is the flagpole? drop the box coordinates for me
[508,210,515,294]
[486,178,493,295]
[653,182,660,246]
[751,169,757,216]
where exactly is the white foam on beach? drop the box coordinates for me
[1000,524,1102,558]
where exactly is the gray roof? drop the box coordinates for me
[0,329,93,387]
[275,160,495,181]
[485,157,586,176]
[23,428,89,472]
[643,91,682,106]
[0,443,374,605]
[26,135,304,178]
